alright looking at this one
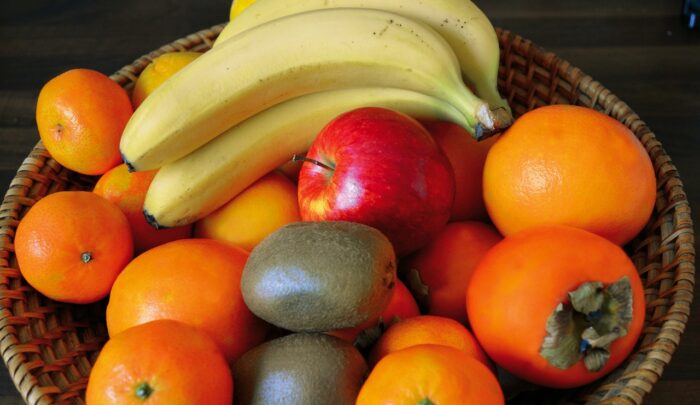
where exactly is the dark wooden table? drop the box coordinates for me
[1,0,698,403]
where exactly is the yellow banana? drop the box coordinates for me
[143,87,467,228]
[229,0,257,21]
[214,0,510,113]
[120,8,511,171]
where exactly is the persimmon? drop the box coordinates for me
[36,68,132,175]
[403,221,502,323]
[14,191,133,304]
[367,315,491,368]
[467,225,645,388]
[483,104,656,245]
[422,120,498,221]
[94,164,192,253]
[86,319,233,404]
[357,344,504,405]
[106,238,268,363]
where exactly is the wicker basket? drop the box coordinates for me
[0,24,694,405]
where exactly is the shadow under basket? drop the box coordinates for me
[0,24,694,405]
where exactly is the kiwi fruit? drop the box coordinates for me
[241,221,396,331]
[234,332,368,405]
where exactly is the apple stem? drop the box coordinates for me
[292,154,334,171]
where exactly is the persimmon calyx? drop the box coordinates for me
[354,322,384,351]
[540,276,633,372]
[404,268,430,314]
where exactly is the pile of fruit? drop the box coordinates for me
[16,0,658,403]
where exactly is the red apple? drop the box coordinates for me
[297,107,455,256]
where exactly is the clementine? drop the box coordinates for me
[194,171,301,251]
[14,191,133,304]
[93,164,192,253]
[367,315,490,368]
[403,221,502,323]
[36,69,132,175]
[357,344,504,405]
[483,105,656,245]
[105,238,268,363]
[85,319,233,405]
[422,120,498,221]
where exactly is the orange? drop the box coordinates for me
[403,221,502,323]
[483,105,656,245]
[106,238,268,363]
[94,164,192,253]
[14,191,133,304]
[357,345,504,405]
[36,69,132,175]
[194,171,301,251]
[328,279,420,344]
[86,319,233,405]
[368,315,491,368]
[422,120,498,221]
[131,52,201,108]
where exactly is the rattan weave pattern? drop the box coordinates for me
[0,24,694,405]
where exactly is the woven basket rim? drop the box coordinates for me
[0,22,695,405]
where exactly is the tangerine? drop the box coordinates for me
[367,315,490,368]
[36,69,132,175]
[357,344,503,405]
[94,164,192,253]
[14,191,133,304]
[105,238,268,363]
[86,319,233,404]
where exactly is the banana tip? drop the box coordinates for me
[122,152,136,172]
[143,209,166,230]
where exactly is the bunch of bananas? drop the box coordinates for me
[120,0,513,229]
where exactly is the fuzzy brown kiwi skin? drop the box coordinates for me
[241,221,396,332]
[234,333,368,405]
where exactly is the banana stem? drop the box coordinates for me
[474,106,514,140]
[447,88,514,140]
[473,79,513,116]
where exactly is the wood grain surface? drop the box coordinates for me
[1,0,699,403]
